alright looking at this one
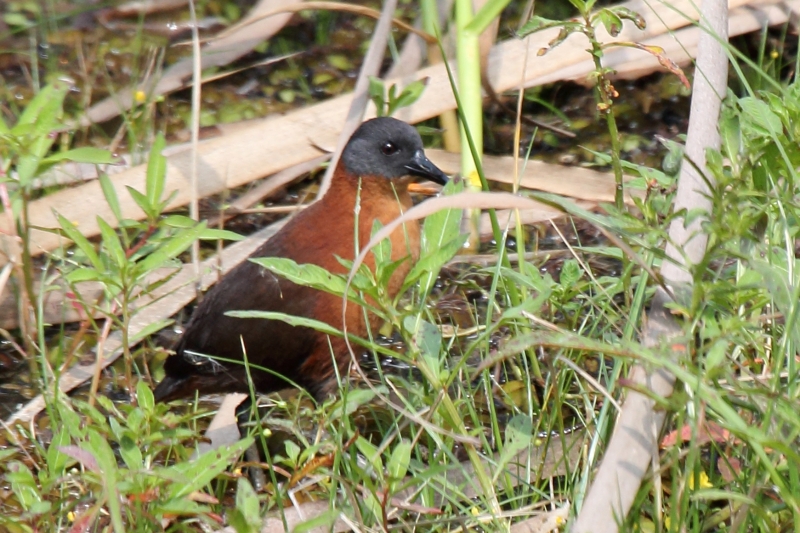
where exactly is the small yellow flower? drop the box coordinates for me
[470,506,480,517]
[771,50,780,59]
[67,511,75,522]
[134,90,147,104]
[688,470,713,489]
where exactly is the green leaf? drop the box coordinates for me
[421,179,465,255]
[407,317,441,358]
[12,82,68,134]
[56,213,102,270]
[59,400,92,439]
[407,234,468,294]
[164,436,254,499]
[119,434,143,470]
[593,8,623,37]
[0,449,17,466]
[16,145,51,186]
[368,76,386,117]
[377,255,409,289]
[518,17,581,41]
[499,286,551,319]
[46,430,73,477]
[137,379,155,412]
[86,430,125,533]
[495,415,533,481]
[249,257,349,297]
[127,186,154,220]
[518,15,560,36]
[559,259,582,289]
[541,24,583,54]
[284,440,301,463]
[739,97,782,137]
[99,174,124,224]
[162,214,196,228]
[719,110,740,164]
[97,216,126,270]
[198,227,245,241]
[146,133,167,207]
[229,478,261,533]
[335,387,383,416]
[227,310,343,338]
[387,440,411,492]
[465,0,513,34]
[64,267,102,284]
[404,316,442,384]
[136,222,207,273]
[153,498,211,517]
[370,220,392,267]
[749,257,800,346]
[41,147,117,165]
[388,80,428,116]
[354,436,383,476]
[609,6,646,30]
[704,339,728,375]
[415,179,466,294]
[6,461,41,510]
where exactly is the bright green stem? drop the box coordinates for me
[455,0,483,185]
[456,0,484,252]
[420,0,438,34]
[121,291,134,401]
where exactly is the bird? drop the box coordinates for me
[153,117,449,403]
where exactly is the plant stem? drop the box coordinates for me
[18,191,40,380]
[583,15,625,211]
[421,0,461,153]
[455,0,484,252]
[121,291,134,401]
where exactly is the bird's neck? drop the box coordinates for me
[325,170,414,212]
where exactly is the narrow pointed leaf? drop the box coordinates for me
[136,222,207,273]
[13,82,68,133]
[99,174,124,223]
[97,216,126,269]
[56,213,102,270]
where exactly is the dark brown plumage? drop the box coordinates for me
[153,117,448,403]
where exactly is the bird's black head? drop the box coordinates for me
[341,117,448,185]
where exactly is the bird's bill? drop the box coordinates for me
[405,150,449,185]
[407,182,442,196]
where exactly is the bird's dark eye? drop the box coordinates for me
[381,141,399,155]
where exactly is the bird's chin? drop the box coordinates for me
[405,150,449,185]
